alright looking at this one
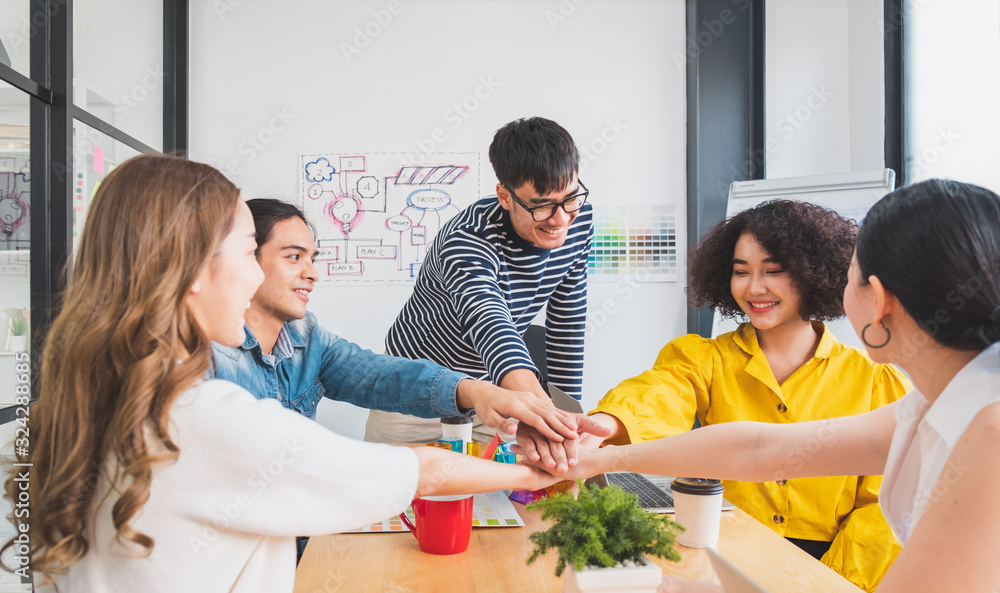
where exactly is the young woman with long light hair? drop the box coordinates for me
[6,154,558,592]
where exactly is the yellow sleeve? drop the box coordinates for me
[821,475,901,592]
[590,334,715,445]
[819,362,910,591]
[871,362,913,406]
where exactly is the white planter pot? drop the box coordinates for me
[8,335,26,352]
[563,555,663,593]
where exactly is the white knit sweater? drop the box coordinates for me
[37,379,419,593]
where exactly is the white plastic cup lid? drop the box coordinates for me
[671,478,724,495]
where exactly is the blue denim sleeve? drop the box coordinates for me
[312,324,467,418]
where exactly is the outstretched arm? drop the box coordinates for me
[413,444,561,497]
[563,402,898,483]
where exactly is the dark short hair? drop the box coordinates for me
[488,117,579,196]
[245,198,313,256]
[687,199,858,321]
[858,179,1000,350]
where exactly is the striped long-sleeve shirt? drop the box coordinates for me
[386,197,592,398]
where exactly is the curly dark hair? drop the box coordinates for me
[687,199,858,322]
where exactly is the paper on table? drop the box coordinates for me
[344,491,524,533]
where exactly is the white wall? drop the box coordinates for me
[905,0,1000,192]
[766,0,885,179]
[190,0,688,439]
[846,0,886,173]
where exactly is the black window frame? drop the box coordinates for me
[686,0,904,335]
[685,0,766,336]
[0,0,189,361]
[884,0,905,188]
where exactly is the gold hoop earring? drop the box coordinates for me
[861,322,891,349]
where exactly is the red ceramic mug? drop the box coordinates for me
[399,494,473,555]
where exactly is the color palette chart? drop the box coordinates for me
[588,204,677,282]
[346,491,524,533]
[470,491,523,527]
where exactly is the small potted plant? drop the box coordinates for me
[8,317,27,352]
[526,480,683,593]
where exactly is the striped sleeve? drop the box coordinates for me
[439,229,540,385]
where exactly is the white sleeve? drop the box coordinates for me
[158,380,419,537]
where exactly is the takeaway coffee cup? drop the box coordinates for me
[440,416,473,452]
[399,494,473,555]
[671,478,724,548]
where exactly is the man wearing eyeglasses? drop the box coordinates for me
[365,117,594,450]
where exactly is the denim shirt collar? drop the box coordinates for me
[239,322,307,357]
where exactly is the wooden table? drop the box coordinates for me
[294,499,860,593]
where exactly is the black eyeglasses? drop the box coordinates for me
[503,180,589,222]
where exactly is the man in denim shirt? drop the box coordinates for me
[212,199,580,439]
[213,199,580,563]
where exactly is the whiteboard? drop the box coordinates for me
[298,152,479,283]
[711,169,896,350]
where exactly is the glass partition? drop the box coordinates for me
[71,118,142,252]
[0,2,32,80]
[74,0,164,151]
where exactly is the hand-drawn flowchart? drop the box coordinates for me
[298,152,479,282]
[0,154,31,282]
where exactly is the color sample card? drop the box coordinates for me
[346,491,524,533]
[588,204,677,282]
[363,508,414,532]
[470,491,523,527]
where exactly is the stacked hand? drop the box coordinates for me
[455,378,617,480]
[455,378,580,441]
[511,413,613,475]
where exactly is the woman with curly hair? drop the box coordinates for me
[541,180,1000,593]
[520,200,910,591]
[7,154,560,593]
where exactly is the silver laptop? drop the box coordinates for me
[546,384,734,514]
[598,472,735,514]
[707,547,770,593]
[547,382,583,414]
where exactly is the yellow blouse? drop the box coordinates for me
[592,323,911,592]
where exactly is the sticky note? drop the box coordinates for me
[93,146,104,175]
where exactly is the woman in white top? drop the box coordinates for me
[541,179,1000,592]
[4,154,561,593]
